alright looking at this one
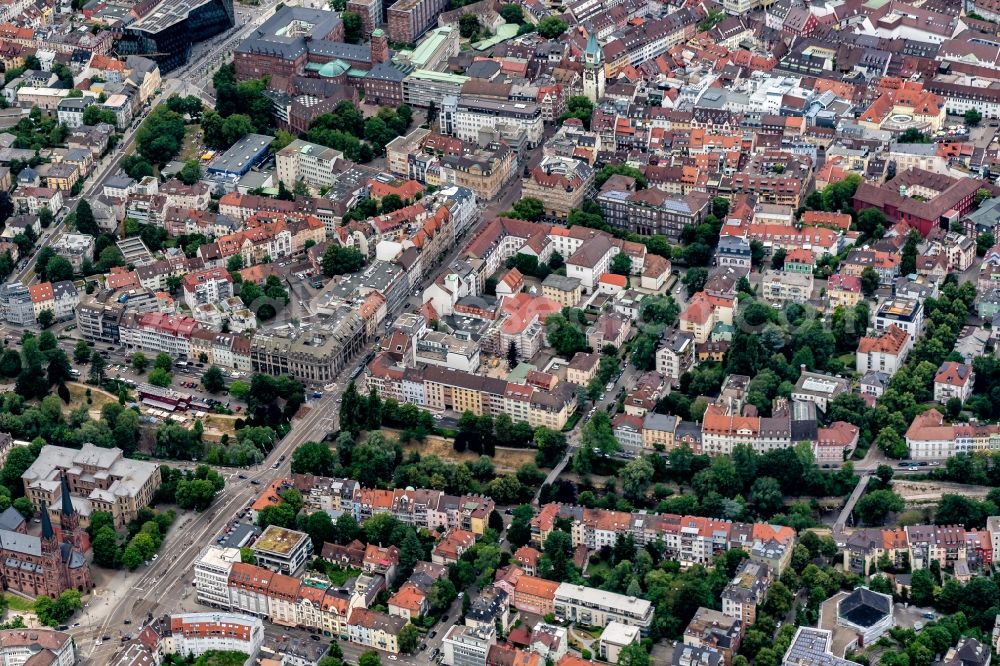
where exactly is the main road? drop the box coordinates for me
[84,383,340,664]
[13,0,280,288]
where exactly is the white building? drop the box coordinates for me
[442,624,495,666]
[874,297,924,343]
[553,583,654,632]
[0,629,75,666]
[442,95,544,148]
[194,546,241,609]
[933,361,974,404]
[275,139,344,189]
[56,97,95,129]
[163,613,264,662]
[761,269,814,304]
[51,233,95,272]
[599,622,641,663]
[566,234,617,291]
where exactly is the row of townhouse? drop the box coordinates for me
[361,353,579,430]
[843,522,996,577]
[904,408,1000,459]
[277,474,496,536]
[529,503,797,572]
[200,212,326,268]
[196,555,406,653]
[0,280,79,326]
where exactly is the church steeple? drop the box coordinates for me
[58,473,83,551]
[40,508,54,541]
[60,475,74,517]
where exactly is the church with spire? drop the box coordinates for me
[0,474,92,598]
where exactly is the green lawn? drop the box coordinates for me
[326,566,360,587]
[2,595,34,613]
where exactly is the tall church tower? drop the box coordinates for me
[59,474,84,552]
[582,26,605,103]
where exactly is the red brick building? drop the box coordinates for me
[0,476,92,598]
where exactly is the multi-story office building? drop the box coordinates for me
[521,157,594,217]
[77,302,124,344]
[251,525,313,576]
[250,308,367,384]
[118,311,200,357]
[0,282,35,326]
[118,0,235,73]
[402,70,468,108]
[442,95,543,147]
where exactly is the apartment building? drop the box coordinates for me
[542,274,582,308]
[12,186,63,215]
[934,361,974,405]
[683,608,743,666]
[856,324,910,376]
[194,546,242,609]
[347,609,405,654]
[512,575,559,615]
[29,281,79,321]
[531,503,796,573]
[655,328,695,384]
[119,311,200,357]
[163,613,264,662]
[761,270,813,304]
[827,274,863,309]
[56,96,95,128]
[874,297,924,343]
[363,355,578,429]
[721,560,772,627]
[276,140,344,189]
[0,630,75,666]
[554,584,653,633]
[680,292,735,344]
[181,268,234,312]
